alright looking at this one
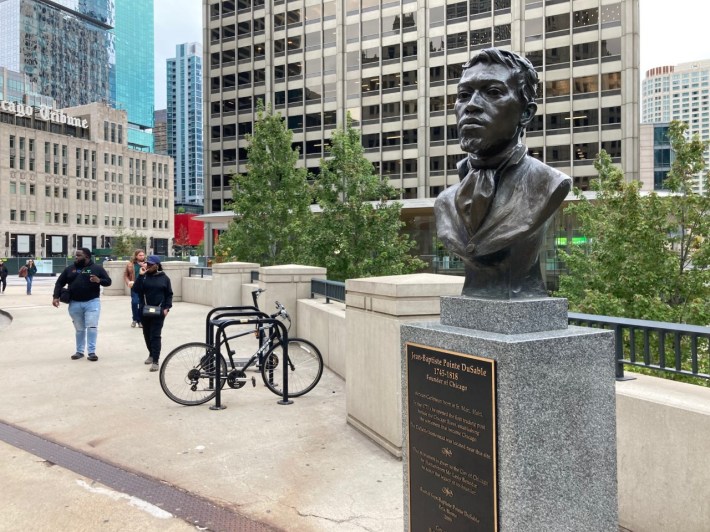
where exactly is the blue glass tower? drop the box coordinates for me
[113,0,154,152]
[167,43,203,206]
[0,0,115,107]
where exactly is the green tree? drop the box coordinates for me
[310,114,425,281]
[215,101,312,265]
[556,121,710,325]
[111,227,147,258]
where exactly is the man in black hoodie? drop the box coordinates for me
[52,248,112,361]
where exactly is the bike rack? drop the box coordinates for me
[205,306,293,410]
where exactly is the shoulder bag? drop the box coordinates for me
[59,271,80,304]
[143,295,164,318]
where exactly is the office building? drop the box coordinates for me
[642,60,710,193]
[167,42,204,206]
[0,0,115,107]
[203,0,640,215]
[114,0,155,152]
[0,100,174,257]
[154,109,168,155]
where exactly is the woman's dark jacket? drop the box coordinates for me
[134,271,173,310]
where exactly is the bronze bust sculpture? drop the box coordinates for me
[435,48,572,299]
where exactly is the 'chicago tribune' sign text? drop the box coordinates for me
[0,100,89,129]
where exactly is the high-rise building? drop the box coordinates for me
[642,61,710,193]
[0,0,115,108]
[153,109,168,155]
[167,42,204,206]
[113,0,155,152]
[203,0,639,214]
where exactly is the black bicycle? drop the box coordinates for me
[159,289,324,406]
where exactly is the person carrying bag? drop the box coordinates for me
[133,255,173,372]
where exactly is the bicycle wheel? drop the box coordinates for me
[261,338,323,397]
[159,342,227,406]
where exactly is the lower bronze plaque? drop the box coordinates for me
[405,342,497,532]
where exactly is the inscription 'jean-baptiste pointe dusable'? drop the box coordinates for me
[435,48,572,299]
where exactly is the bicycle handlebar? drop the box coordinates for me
[272,300,291,326]
[251,288,266,308]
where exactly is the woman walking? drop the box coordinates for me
[134,255,173,372]
[23,259,37,295]
[123,249,146,328]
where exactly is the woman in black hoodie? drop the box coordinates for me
[134,255,173,372]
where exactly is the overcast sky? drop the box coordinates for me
[154,0,202,110]
[152,1,710,109]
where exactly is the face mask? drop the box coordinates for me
[75,258,86,267]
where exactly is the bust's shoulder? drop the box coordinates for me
[515,155,572,194]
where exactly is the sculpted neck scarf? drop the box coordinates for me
[454,144,527,250]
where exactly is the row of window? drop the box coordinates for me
[526,39,621,68]
[8,209,169,229]
[526,5,621,38]
[8,181,170,206]
[540,141,622,162]
[103,120,124,144]
[6,135,169,185]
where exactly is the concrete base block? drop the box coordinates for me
[440,296,568,334]
[401,308,618,531]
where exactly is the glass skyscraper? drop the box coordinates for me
[167,43,204,206]
[113,0,155,152]
[0,0,115,107]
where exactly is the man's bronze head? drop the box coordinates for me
[462,49,539,109]
[455,49,539,158]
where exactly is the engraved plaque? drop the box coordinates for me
[406,343,497,531]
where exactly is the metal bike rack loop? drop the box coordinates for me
[206,307,292,410]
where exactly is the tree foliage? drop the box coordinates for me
[556,121,710,325]
[309,114,425,281]
[215,101,312,265]
[111,227,147,258]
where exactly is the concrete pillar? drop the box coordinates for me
[161,261,192,302]
[212,261,260,308]
[344,273,464,456]
[257,264,327,331]
[101,261,128,296]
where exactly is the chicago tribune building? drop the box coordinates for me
[204,0,639,215]
[0,98,174,258]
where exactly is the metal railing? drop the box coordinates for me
[568,312,710,382]
[189,267,212,278]
[310,279,346,303]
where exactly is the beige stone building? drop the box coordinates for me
[0,102,174,258]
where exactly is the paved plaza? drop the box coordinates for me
[0,276,403,531]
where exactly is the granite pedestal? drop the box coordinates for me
[401,297,618,532]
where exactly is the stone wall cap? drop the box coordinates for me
[213,261,260,271]
[213,261,260,268]
[260,264,327,275]
[346,273,464,298]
